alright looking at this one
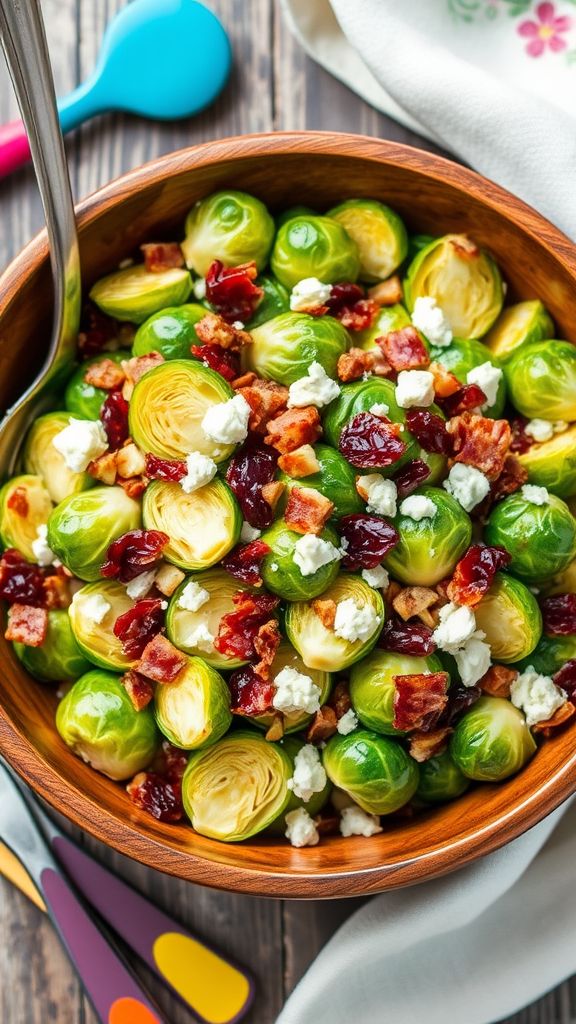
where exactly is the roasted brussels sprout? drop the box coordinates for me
[271,215,360,290]
[275,205,317,229]
[69,580,137,671]
[245,312,350,386]
[13,609,91,682]
[182,731,292,841]
[166,568,252,669]
[505,340,576,422]
[323,730,418,815]
[428,337,506,418]
[143,479,241,571]
[404,234,504,338]
[0,475,53,561]
[47,486,141,581]
[484,300,554,364]
[485,491,576,584]
[545,557,576,596]
[56,669,159,780]
[349,649,445,735]
[155,656,231,750]
[90,264,192,323]
[24,412,93,504]
[327,199,408,282]
[64,353,126,420]
[181,190,275,277]
[132,304,207,360]
[259,520,341,601]
[416,750,470,804]
[252,641,332,735]
[518,425,576,500]
[449,696,536,781]
[356,303,411,351]
[384,487,472,586]
[473,573,542,663]
[515,633,576,676]
[268,736,331,834]
[245,274,290,329]
[285,574,384,671]
[278,444,364,520]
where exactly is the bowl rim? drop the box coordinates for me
[1,130,576,898]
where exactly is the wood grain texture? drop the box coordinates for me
[0,3,574,1022]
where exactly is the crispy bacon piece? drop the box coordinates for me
[100,391,130,449]
[226,439,278,529]
[43,574,71,610]
[277,444,320,478]
[118,476,148,500]
[379,617,436,656]
[368,275,403,306]
[113,598,165,660]
[393,671,449,732]
[237,379,288,434]
[84,358,125,391]
[215,591,279,662]
[194,312,253,351]
[265,406,322,455]
[284,487,333,535]
[121,670,155,711]
[190,343,240,382]
[441,383,487,417]
[405,410,452,456]
[88,451,118,485]
[145,453,187,483]
[392,459,431,498]
[221,539,271,586]
[102,529,169,583]
[479,664,518,698]
[491,454,528,503]
[0,550,45,606]
[532,701,576,736]
[261,481,285,510]
[205,259,264,324]
[447,544,511,607]
[428,362,461,399]
[138,633,187,684]
[330,681,352,719]
[540,594,576,636]
[7,487,29,517]
[392,586,439,627]
[337,347,392,383]
[253,618,281,678]
[409,726,453,763]
[5,603,48,646]
[378,326,430,371]
[312,598,337,630]
[339,412,406,469]
[554,660,576,699]
[140,242,184,273]
[228,665,274,716]
[306,705,338,744]
[448,413,511,481]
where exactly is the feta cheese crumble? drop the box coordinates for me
[287,743,327,802]
[399,494,436,521]
[287,361,340,409]
[433,602,477,654]
[361,565,390,590]
[410,296,453,348]
[78,592,111,625]
[521,483,550,506]
[285,807,319,848]
[31,524,56,567]
[126,569,158,600]
[272,667,322,715]
[524,419,568,443]
[240,521,262,543]
[443,463,491,512]
[52,417,108,473]
[193,277,206,300]
[466,361,503,410]
[337,709,359,735]
[395,369,435,409]
[177,580,210,612]
[201,394,251,445]
[293,534,341,576]
[453,634,492,687]
[511,666,567,727]
[340,804,383,838]
[369,402,390,419]
[183,622,215,653]
[334,599,381,643]
[180,452,217,494]
[289,277,332,312]
[357,474,397,517]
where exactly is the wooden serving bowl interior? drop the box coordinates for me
[0,133,575,898]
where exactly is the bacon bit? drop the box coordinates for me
[102,529,169,583]
[154,563,186,597]
[228,666,274,716]
[450,235,479,259]
[116,443,146,479]
[5,603,48,646]
[532,701,576,737]
[84,358,126,391]
[0,550,46,606]
[447,544,511,607]
[340,513,399,570]
[406,410,452,456]
[306,705,338,744]
[145,453,187,483]
[87,450,118,486]
[479,664,518,698]
[312,598,337,631]
[6,487,29,518]
[42,574,71,610]
[226,440,278,529]
[215,591,279,663]
[261,481,285,510]
[265,406,322,455]
[379,617,436,656]
[368,276,403,306]
[231,371,257,390]
[392,586,439,627]
[284,487,333,535]
[339,412,406,469]
[265,713,285,742]
[127,771,183,823]
[194,311,253,351]
[278,444,320,478]
[237,379,289,434]
[393,671,449,732]
[491,455,528,503]
[448,413,511,481]
[540,594,576,636]
[441,383,487,417]
[510,418,532,455]
[205,259,264,324]
[121,352,165,400]
[409,726,453,763]
[554,660,576,699]
[77,302,119,357]
[326,283,378,332]
[330,681,352,719]
[337,347,392,383]
[190,343,240,382]
[113,598,165,660]
[138,633,187,684]
[253,618,281,679]
[428,361,461,399]
[378,326,430,371]
[118,476,148,500]
[221,539,271,586]
[392,459,431,499]
[121,669,155,711]
[140,242,184,273]
[100,391,129,449]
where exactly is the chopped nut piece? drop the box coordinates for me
[122,351,165,385]
[88,450,118,485]
[194,312,252,350]
[84,358,126,391]
[231,371,257,390]
[154,563,186,597]
[392,586,439,626]
[285,487,334,535]
[312,598,337,630]
[306,705,338,743]
[116,443,146,479]
[409,726,453,763]
[118,476,148,499]
[383,579,402,612]
[330,681,352,719]
[265,713,285,742]
[479,664,518,698]
[264,406,322,454]
[261,480,285,510]
[277,444,321,478]
[337,347,392,383]
[368,275,403,306]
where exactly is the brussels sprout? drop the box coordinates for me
[473,573,542,664]
[485,491,576,584]
[132,304,208,360]
[23,412,94,504]
[505,341,576,422]
[545,558,576,597]
[515,633,576,676]
[268,736,332,834]
[285,574,384,672]
[56,669,159,781]
[69,580,137,671]
[166,568,253,669]
[154,656,231,750]
[143,479,241,571]
[275,205,316,229]
[407,234,435,261]
[182,190,275,277]
[323,377,418,470]
[245,274,290,329]
[323,730,418,815]
[404,234,504,338]
[64,353,126,420]
[182,730,292,841]
[349,649,445,735]
[355,303,411,351]
[13,609,91,682]
[0,475,53,561]
[260,520,341,601]
[252,641,332,735]
[416,750,470,804]
[90,265,192,324]
[327,199,408,282]
[428,337,506,418]
[384,487,472,586]
[271,215,360,290]
[244,312,350,386]
[449,696,536,782]
[278,444,364,520]
[129,359,235,462]
[518,425,576,500]
[484,300,554,364]
[47,486,141,582]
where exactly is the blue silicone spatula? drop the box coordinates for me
[0,0,231,178]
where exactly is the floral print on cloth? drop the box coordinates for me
[448,0,575,62]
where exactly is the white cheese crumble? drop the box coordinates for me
[240,521,262,543]
[395,369,435,409]
[287,743,327,802]
[361,565,390,590]
[177,580,210,612]
[334,599,381,643]
[272,667,322,715]
[193,277,206,300]
[180,451,217,494]
[466,361,502,410]
[285,807,319,848]
[126,569,157,600]
[52,417,108,473]
[511,666,567,727]
[232,320,244,330]
[337,709,359,735]
[399,494,436,521]
[293,534,341,577]
[289,277,332,312]
[79,592,111,625]
[369,402,390,419]
[31,524,56,567]
[453,634,492,687]
[524,419,568,443]
[340,804,383,838]
[411,296,453,348]
[443,463,490,512]
[201,394,251,445]
[183,622,215,652]
[357,473,397,517]
[287,361,340,409]
[521,483,550,506]
[432,602,477,654]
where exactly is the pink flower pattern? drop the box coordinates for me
[518,2,572,56]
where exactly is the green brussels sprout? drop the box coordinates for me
[251,640,332,735]
[132,304,207,360]
[323,377,419,473]
[64,353,126,420]
[182,190,275,277]
[428,337,506,418]
[56,669,159,781]
[473,573,542,664]
[327,199,408,282]
[485,491,576,584]
[244,312,350,386]
[154,656,231,750]
[278,444,364,520]
[47,486,141,582]
[0,475,53,561]
[384,487,472,586]
[129,359,235,462]
[13,609,91,682]
[323,730,418,815]
[349,649,445,735]
[90,265,192,324]
[245,275,290,329]
[259,520,341,601]
[270,215,360,290]
[449,696,536,782]
[484,300,554,364]
[166,568,254,669]
[515,633,576,676]
[504,340,576,422]
[404,234,504,338]
[285,574,384,672]
[143,479,241,571]
[416,750,470,804]
[355,303,411,351]
[518,425,576,499]
[69,580,137,671]
[275,205,317,229]
[182,730,292,841]
[23,412,94,504]
[268,736,332,834]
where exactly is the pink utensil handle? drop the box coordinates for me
[0,119,31,177]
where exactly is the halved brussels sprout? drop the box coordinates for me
[245,275,290,329]
[515,633,576,676]
[182,190,275,277]
[428,337,506,418]
[132,304,208,360]
[384,487,472,586]
[154,656,231,750]
[69,580,136,671]
[56,669,159,781]
[0,474,53,561]
[518,425,576,499]
[404,234,504,338]
[275,205,317,229]
[278,443,364,520]
[484,300,554,364]
[323,377,418,468]
[485,491,576,584]
[504,340,576,422]
[268,735,332,834]
[166,568,253,669]
[407,234,435,261]
[13,609,91,682]
[356,303,411,351]
[129,359,234,462]
[473,573,542,664]
[47,486,141,581]
[449,696,536,782]
[252,640,332,735]
[327,199,408,282]
[90,265,192,324]
[64,353,126,420]
[285,575,384,672]
[259,520,341,601]
[244,312,350,386]
[349,649,445,735]
[24,412,94,504]
[271,214,360,290]
[182,730,292,841]
[143,479,241,570]
[416,750,470,804]
[323,730,418,815]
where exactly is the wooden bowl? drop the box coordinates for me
[1,132,575,898]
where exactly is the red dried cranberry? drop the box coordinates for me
[226,439,278,529]
[0,549,46,606]
[215,591,279,662]
[447,544,511,607]
[228,665,275,715]
[100,391,129,449]
[436,683,482,728]
[406,410,452,455]
[78,302,118,357]
[510,418,533,455]
[440,383,487,417]
[190,343,240,382]
[145,453,187,482]
[540,594,576,636]
[221,540,271,586]
[339,513,399,570]
[113,598,165,659]
[554,660,576,699]
[379,618,436,656]
[326,284,378,331]
[158,741,188,784]
[339,412,407,469]
[205,260,264,323]
[102,529,169,583]
[392,459,431,498]
[127,772,183,823]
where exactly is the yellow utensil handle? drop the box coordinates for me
[0,839,46,911]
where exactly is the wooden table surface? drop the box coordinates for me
[0,2,574,1022]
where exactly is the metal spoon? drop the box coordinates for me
[0,0,80,474]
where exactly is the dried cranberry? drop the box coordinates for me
[221,539,271,586]
[339,412,407,469]
[339,513,399,570]
[78,302,118,357]
[226,439,278,529]
[215,591,279,662]
[190,343,240,382]
[127,772,183,823]
[228,665,275,715]
[0,550,46,607]
[102,529,169,583]
[145,453,187,482]
[406,410,452,455]
[100,391,129,449]
[379,617,436,656]
[554,660,576,699]
[510,417,533,455]
[392,459,431,498]
[205,259,264,323]
[113,598,165,659]
[447,544,511,607]
[157,741,189,784]
[326,284,378,332]
[437,683,482,728]
[540,594,576,636]
[440,383,487,417]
